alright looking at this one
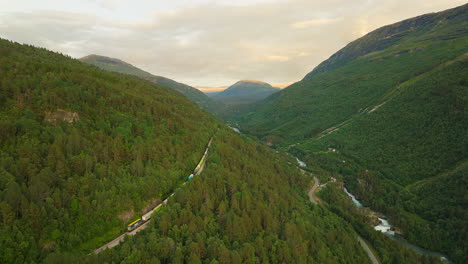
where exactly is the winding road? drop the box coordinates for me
[305,174,379,264]
[308,176,319,204]
[93,135,214,254]
[358,236,380,264]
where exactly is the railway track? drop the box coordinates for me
[93,135,215,254]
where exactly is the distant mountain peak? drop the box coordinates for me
[236,80,271,85]
[213,79,280,105]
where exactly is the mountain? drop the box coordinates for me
[79,54,154,78]
[198,87,227,97]
[233,4,468,263]
[0,39,434,264]
[0,39,220,262]
[213,80,280,105]
[80,55,220,111]
[205,91,223,97]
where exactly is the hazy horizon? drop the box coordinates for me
[0,0,465,87]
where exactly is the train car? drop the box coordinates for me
[193,164,201,174]
[194,154,207,174]
[127,218,143,232]
[142,203,161,221]
[142,210,153,222]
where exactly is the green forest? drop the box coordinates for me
[317,182,445,264]
[0,38,218,262]
[291,51,467,263]
[1,4,467,264]
[227,5,467,263]
[84,129,372,264]
[80,55,220,112]
[234,4,467,145]
[0,39,442,263]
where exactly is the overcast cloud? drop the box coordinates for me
[0,0,465,87]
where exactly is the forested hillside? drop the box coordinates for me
[292,16,468,264]
[0,39,219,263]
[0,37,456,264]
[236,4,467,144]
[230,4,467,263]
[80,55,220,112]
[85,129,374,264]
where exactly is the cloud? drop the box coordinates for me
[298,52,311,57]
[0,0,466,86]
[196,86,227,93]
[272,82,294,88]
[258,55,290,62]
[291,18,341,29]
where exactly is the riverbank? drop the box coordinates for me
[343,187,452,264]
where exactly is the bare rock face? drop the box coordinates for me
[44,109,80,125]
[118,209,134,223]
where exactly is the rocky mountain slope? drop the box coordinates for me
[80,55,220,111]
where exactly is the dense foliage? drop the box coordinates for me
[1,4,466,263]
[228,4,467,263]
[85,129,372,264]
[0,39,218,263]
[80,55,220,112]
[235,4,467,144]
[293,50,467,263]
[318,183,445,264]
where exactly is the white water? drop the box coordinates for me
[343,187,451,263]
[374,218,395,235]
[229,126,240,133]
[296,158,306,167]
[343,187,363,207]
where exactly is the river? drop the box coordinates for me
[343,187,452,264]
[228,126,240,133]
[296,157,306,167]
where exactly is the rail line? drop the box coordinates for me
[93,135,215,254]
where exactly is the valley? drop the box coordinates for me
[224,4,467,263]
[0,2,466,264]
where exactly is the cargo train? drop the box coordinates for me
[127,140,212,232]
[127,199,167,231]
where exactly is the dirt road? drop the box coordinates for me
[358,236,380,264]
[305,176,379,264]
[308,177,319,204]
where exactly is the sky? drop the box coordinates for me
[0,0,465,88]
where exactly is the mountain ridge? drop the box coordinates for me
[230,4,468,263]
[304,3,468,80]
[80,54,220,111]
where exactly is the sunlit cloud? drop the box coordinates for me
[0,0,465,86]
[196,86,228,93]
[354,18,372,36]
[259,55,290,62]
[291,17,341,29]
[272,82,294,89]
